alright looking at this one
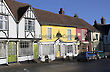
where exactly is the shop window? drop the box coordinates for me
[20,42,29,48]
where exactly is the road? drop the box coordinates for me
[0,59,110,72]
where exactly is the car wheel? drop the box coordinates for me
[105,56,107,59]
[95,57,97,60]
[86,58,89,61]
[99,57,101,59]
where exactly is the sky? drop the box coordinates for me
[16,0,110,25]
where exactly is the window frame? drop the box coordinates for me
[47,27,52,40]
[25,18,35,32]
[0,15,8,31]
[67,29,72,40]
[82,29,85,40]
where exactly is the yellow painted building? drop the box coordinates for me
[40,25,76,42]
[38,25,78,60]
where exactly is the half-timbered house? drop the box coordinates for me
[0,0,17,64]
[0,0,41,64]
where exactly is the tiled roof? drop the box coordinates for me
[94,24,110,35]
[4,0,98,32]
[33,8,98,32]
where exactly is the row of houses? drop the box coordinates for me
[93,17,110,56]
[0,0,101,65]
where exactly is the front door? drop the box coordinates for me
[56,45,61,58]
[34,43,38,59]
[8,42,17,63]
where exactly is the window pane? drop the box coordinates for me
[5,21,8,30]
[0,20,3,29]
[47,28,52,39]
[32,21,34,31]
[82,30,85,40]
[28,20,32,31]
[4,16,7,20]
[25,19,28,31]
[0,15,2,19]
[67,29,72,40]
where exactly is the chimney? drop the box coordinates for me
[59,8,64,14]
[74,14,78,18]
[94,20,97,25]
[101,16,106,24]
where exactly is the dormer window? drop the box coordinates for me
[0,15,8,30]
[25,19,35,32]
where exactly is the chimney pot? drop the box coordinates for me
[59,8,64,14]
[101,16,106,24]
[94,20,97,25]
[74,14,78,17]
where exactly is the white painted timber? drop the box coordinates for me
[0,59,7,64]
[18,55,34,61]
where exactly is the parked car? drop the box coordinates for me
[77,52,97,61]
[93,51,107,59]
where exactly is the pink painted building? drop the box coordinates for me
[76,28,88,42]
[76,28,90,52]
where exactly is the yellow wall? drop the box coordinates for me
[40,25,76,42]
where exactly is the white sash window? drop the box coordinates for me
[25,19,35,32]
[0,15,8,30]
[47,27,52,39]
[82,29,85,40]
[67,29,72,40]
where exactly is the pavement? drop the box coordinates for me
[0,59,110,72]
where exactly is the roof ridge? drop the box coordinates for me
[33,7,80,19]
[13,0,30,6]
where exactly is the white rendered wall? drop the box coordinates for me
[8,15,17,38]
